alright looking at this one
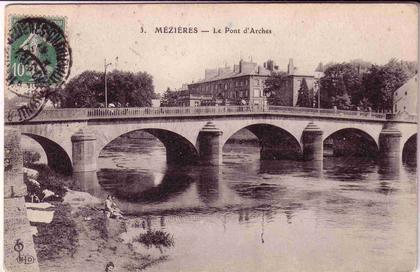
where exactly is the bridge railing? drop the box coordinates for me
[34,107,89,121]
[85,105,389,119]
[20,105,416,123]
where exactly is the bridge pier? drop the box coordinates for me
[378,124,402,173]
[302,122,323,161]
[71,128,97,172]
[198,122,223,166]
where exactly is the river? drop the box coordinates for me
[74,136,416,272]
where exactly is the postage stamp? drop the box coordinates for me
[5,15,72,122]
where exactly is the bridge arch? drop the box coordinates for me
[98,128,199,165]
[223,123,302,160]
[22,133,73,175]
[323,128,379,158]
[402,133,417,165]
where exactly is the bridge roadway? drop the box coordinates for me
[5,105,417,175]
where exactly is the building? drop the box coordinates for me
[151,93,161,107]
[393,75,418,115]
[278,59,317,106]
[176,84,214,107]
[186,59,277,106]
[182,58,318,107]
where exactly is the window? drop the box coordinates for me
[395,105,397,112]
[253,88,261,97]
[405,91,407,96]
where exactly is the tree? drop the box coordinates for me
[363,59,415,112]
[331,76,352,110]
[296,78,311,107]
[54,70,156,108]
[332,93,352,110]
[160,88,180,107]
[320,63,363,108]
[263,71,289,105]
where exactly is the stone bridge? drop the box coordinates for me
[5,105,417,175]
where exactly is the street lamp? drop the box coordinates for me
[314,81,320,110]
[104,58,112,108]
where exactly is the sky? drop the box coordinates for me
[5,3,418,94]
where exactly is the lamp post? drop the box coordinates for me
[104,58,112,108]
[315,81,320,110]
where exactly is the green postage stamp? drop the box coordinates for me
[6,15,71,122]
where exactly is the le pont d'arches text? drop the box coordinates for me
[152,26,272,35]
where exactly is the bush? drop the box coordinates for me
[23,151,41,165]
[24,164,75,201]
[133,230,174,252]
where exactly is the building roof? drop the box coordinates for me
[190,60,272,85]
[288,74,315,78]
[193,71,269,85]
[189,59,319,86]
[394,75,418,95]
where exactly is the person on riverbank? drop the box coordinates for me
[104,195,123,219]
[111,195,123,218]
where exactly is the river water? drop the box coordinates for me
[76,136,416,272]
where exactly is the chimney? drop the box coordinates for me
[265,59,274,71]
[288,58,294,75]
[233,64,240,73]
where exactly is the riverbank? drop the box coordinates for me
[21,159,169,271]
[31,188,168,271]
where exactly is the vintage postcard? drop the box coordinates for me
[2,3,418,272]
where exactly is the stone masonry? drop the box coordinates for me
[4,128,40,272]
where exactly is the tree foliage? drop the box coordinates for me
[23,151,41,165]
[53,70,155,108]
[363,59,416,112]
[160,88,180,107]
[296,78,312,107]
[319,59,416,112]
[263,71,289,105]
[320,63,364,109]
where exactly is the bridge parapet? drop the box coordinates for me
[385,113,418,123]
[7,105,407,123]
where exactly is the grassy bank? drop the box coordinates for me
[23,157,169,271]
[33,203,78,261]
[24,163,76,202]
[33,189,168,272]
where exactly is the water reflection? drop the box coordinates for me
[196,166,221,204]
[378,157,401,180]
[323,157,377,181]
[73,171,104,197]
